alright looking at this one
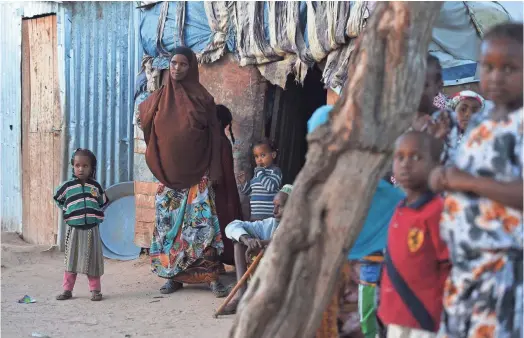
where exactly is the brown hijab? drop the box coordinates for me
[138,47,222,189]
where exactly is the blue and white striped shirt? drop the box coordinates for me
[240,165,282,220]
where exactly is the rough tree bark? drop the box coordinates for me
[229,2,443,338]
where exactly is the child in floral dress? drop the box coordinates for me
[429,23,523,338]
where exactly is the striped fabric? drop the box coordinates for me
[240,166,282,220]
[54,178,108,228]
[64,225,104,276]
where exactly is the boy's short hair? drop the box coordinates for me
[398,131,443,164]
[483,22,523,46]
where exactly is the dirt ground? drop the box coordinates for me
[1,232,235,338]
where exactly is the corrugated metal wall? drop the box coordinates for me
[0,1,141,233]
[0,2,59,232]
[63,1,141,188]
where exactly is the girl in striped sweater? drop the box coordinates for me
[53,148,109,301]
[237,139,283,221]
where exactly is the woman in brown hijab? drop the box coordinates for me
[138,47,228,297]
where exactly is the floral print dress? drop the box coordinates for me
[150,175,224,283]
[438,108,523,338]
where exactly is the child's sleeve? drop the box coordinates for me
[95,183,109,209]
[53,182,68,210]
[258,167,282,193]
[239,180,251,195]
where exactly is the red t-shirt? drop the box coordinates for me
[378,194,450,332]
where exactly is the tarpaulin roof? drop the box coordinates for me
[137,1,512,91]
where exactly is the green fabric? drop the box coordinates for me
[358,284,378,338]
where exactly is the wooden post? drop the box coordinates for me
[229,2,443,337]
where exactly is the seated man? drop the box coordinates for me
[222,184,293,314]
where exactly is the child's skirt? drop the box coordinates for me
[64,225,104,276]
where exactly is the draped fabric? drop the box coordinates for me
[138,48,222,189]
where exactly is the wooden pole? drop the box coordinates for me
[214,250,265,318]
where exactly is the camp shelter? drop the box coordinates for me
[131,1,517,247]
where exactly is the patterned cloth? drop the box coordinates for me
[433,92,449,110]
[438,108,523,338]
[447,90,485,111]
[150,176,224,283]
[64,225,104,277]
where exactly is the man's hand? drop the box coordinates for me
[240,236,263,251]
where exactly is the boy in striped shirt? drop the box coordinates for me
[237,139,283,220]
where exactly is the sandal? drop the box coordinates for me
[56,290,72,301]
[209,280,230,298]
[160,280,183,294]
[91,291,103,301]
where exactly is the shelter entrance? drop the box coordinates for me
[265,67,327,185]
[21,15,62,245]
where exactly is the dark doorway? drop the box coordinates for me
[264,67,327,184]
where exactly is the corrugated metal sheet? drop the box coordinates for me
[0,1,141,234]
[63,1,141,188]
[0,2,59,232]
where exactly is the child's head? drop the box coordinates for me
[273,184,292,221]
[70,148,97,181]
[448,91,485,130]
[480,22,523,110]
[393,131,442,193]
[252,138,277,168]
[418,54,443,114]
[216,104,235,144]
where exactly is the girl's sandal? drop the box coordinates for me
[159,280,183,294]
[91,291,103,301]
[56,290,72,301]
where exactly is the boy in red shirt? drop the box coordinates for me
[378,131,451,338]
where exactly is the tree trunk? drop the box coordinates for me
[229,2,443,338]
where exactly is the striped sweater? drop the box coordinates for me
[240,165,282,220]
[53,177,109,229]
